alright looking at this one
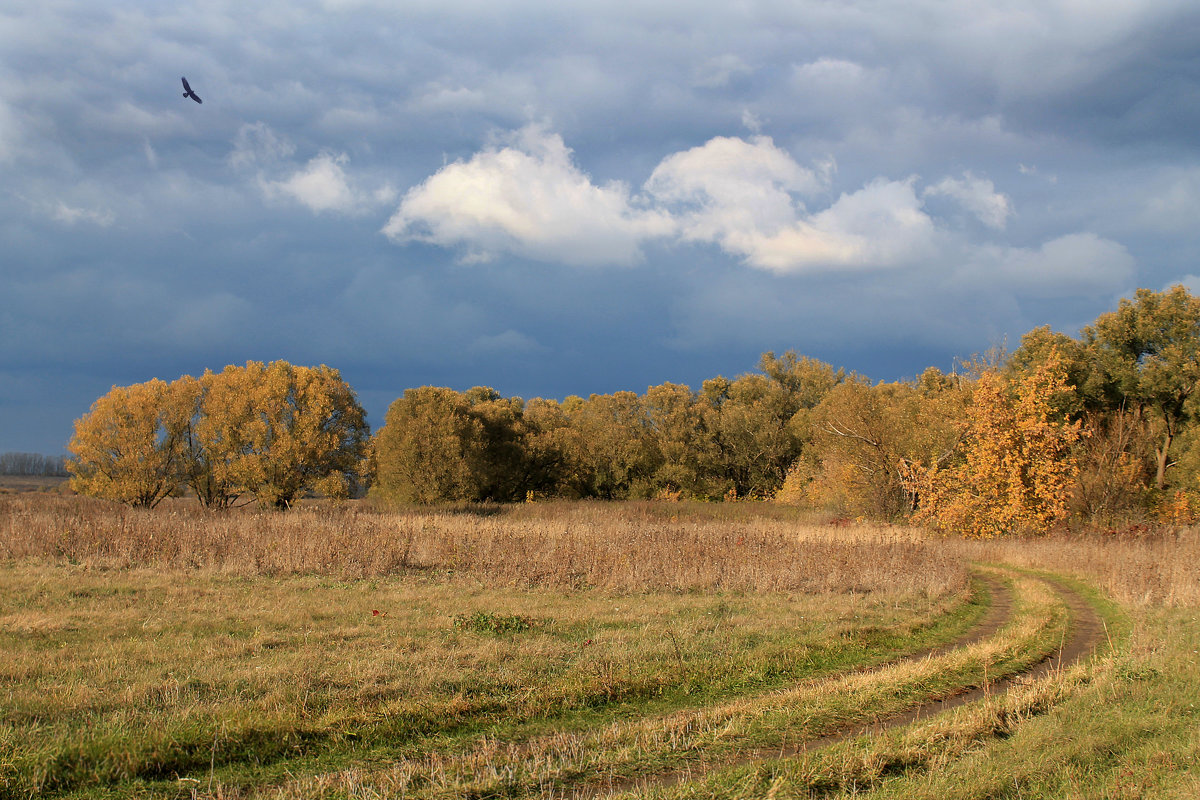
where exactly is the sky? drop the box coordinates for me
[4,0,1200,455]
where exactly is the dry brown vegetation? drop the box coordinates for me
[0,474,70,494]
[1,494,986,799]
[5,492,1197,605]
[0,494,966,596]
[952,527,1200,607]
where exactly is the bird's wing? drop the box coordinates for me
[182,77,192,92]
[191,92,202,104]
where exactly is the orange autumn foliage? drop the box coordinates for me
[905,351,1083,537]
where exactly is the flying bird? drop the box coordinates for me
[181,77,202,104]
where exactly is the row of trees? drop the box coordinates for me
[67,361,369,508]
[371,352,841,505]
[370,286,1200,535]
[66,287,1200,535]
[0,451,67,476]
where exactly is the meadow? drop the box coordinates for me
[0,493,1197,799]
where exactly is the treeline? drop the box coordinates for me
[0,452,68,476]
[371,353,840,505]
[67,361,368,509]
[369,359,967,514]
[66,286,1200,536]
[371,285,1200,535]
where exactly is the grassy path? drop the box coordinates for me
[596,573,1020,796]
[595,573,1108,800]
[0,567,1116,799]
[6,500,1194,798]
[0,564,980,800]
[263,568,1097,799]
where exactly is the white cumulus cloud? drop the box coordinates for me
[233,123,388,216]
[383,127,1126,288]
[383,124,674,266]
[647,135,827,214]
[798,177,939,269]
[262,151,360,214]
[646,136,935,273]
[924,173,1012,229]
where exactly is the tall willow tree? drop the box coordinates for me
[703,353,841,498]
[372,386,490,504]
[68,362,369,509]
[192,361,369,509]
[797,369,967,518]
[643,382,721,497]
[67,378,195,507]
[1083,285,1200,490]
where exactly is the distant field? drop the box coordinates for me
[0,474,69,493]
[0,495,1196,799]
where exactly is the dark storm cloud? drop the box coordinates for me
[3,0,1200,453]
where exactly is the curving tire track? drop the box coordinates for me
[590,571,1103,799]
[796,574,1103,751]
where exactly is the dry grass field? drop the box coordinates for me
[0,475,69,495]
[1,494,1197,799]
[0,496,966,594]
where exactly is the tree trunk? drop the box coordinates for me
[1155,430,1173,491]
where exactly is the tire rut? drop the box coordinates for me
[583,571,1102,799]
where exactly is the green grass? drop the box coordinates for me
[855,606,1199,800]
[3,499,1195,800]
[0,562,982,799]
[315,570,1068,800]
[637,577,1200,800]
[665,619,1198,799]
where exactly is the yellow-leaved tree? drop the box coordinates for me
[192,361,369,509]
[66,378,194,507]
[906,351,1083,537]
[69,362,369,509]
[372,386,489,505]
